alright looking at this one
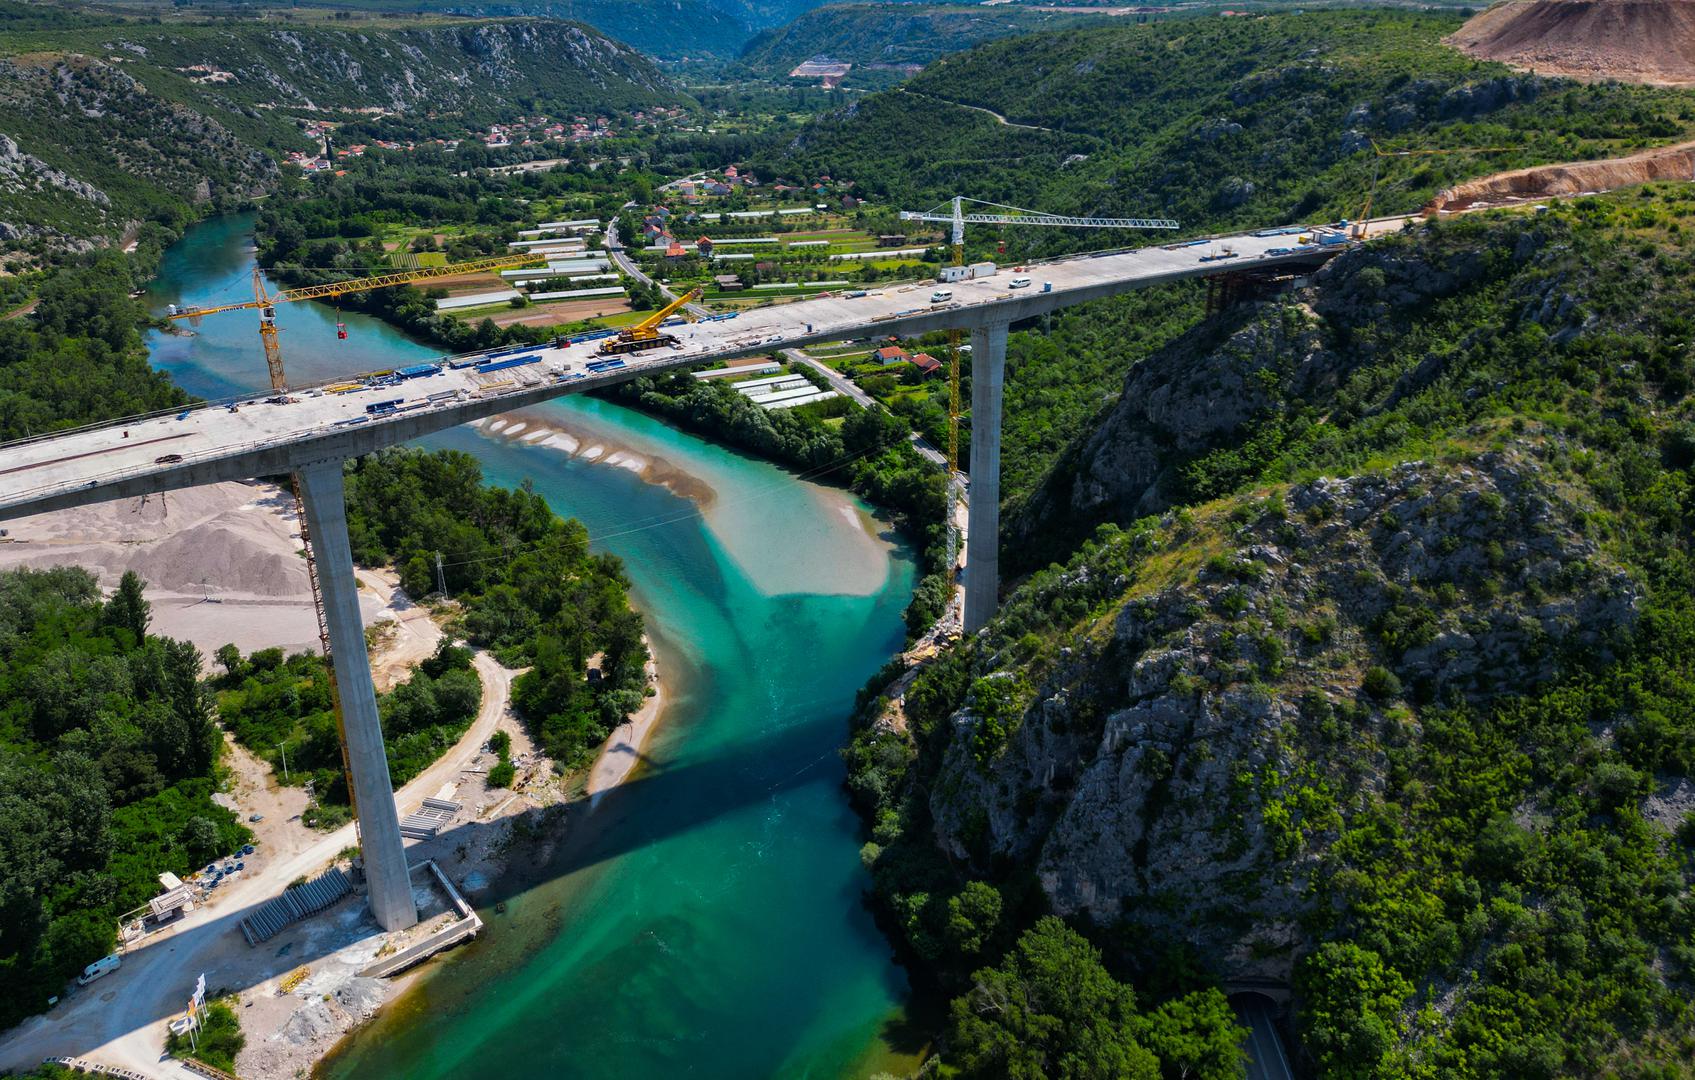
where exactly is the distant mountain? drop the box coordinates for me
[759,9,1692,242]
[0,12,680,248]
[737,3,1127,82]
[169,0,840,57]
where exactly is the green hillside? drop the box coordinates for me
[761,10,1695,251]
[736,3,1129,85]
[0,7,680,250]
[145,0,829,57]
[855,193,1695,1079]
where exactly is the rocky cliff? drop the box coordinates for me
[852,206,1695,1075]
[933,449,1636,984]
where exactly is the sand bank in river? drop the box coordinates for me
[471,407,901,598]
[475,410,717,508]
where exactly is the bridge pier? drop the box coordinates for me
[296,460,418,932]
[964,321,1007,634]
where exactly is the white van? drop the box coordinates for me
[1008,277,1032,289]
[931,290,953,303]
[77,953,121,986]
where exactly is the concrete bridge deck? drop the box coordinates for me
[0,222,1347,934]
[0,229,1338,521]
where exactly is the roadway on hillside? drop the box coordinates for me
[0,227,1344,520]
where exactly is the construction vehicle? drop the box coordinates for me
[598,287,702,355]
[163,251,543,829]
[897,196,1180,576]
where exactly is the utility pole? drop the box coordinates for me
[278,740,289,784]
[435,551,447,597]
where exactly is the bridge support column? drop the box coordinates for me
[295,460,418,932]
[964,321,1007,634]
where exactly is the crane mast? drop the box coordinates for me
[169,251,544,822]
[896,196,1179,587]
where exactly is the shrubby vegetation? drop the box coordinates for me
[165,996,245,1075]
[212,640,480,828]
[342,449,648,770]
[948,917,1244,1080]
[850,200,1695,1076]
[0,251,189,441]
[0,568,245,1028]
[763,10,1695,261]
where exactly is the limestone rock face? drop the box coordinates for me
[1009,228,1570,557]
[935,452,1635,983]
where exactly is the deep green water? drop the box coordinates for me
[146,214,922,1078]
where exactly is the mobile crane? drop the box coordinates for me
[165,251,543,822]
[597,286,702,355]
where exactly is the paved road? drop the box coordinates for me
[899,88,1056,133]
[0,227,1349,519]
[0,654,515,1078]
[1239,998,1295,1080]
[605,214,709,316]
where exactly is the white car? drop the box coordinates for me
[1008,277,1032,289]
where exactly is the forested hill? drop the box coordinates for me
[0,8,680,250]
[852,193,1695,1078]
[168,0,834,58]
[760,10,1695,250]
[735,4,1120,84]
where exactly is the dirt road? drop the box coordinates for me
[0,651,515,1079]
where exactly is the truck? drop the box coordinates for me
[77,954,120,986]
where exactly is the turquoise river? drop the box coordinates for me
[144,214,922,1077]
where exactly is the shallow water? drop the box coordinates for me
[146,214,922,1078]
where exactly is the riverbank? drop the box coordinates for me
[142,214,922,1080]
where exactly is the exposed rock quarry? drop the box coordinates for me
[1448,0,1695,86]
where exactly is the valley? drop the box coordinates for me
[3,1,1695,1078]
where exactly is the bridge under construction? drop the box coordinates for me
[0,223,1353,933]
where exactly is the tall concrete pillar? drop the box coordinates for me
[964,321,1008,633]
[295,460,418,932]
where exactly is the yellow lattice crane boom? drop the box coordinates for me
[166,253,545,391]
[164,250,542,824]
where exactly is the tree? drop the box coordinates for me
[1297,942,1412,1079]
[215,643,243,679]
[103,571,150,643]
[946,880,1003,956]
[948,917,1160,1080]
[1141,990,1247,1080]
[181,816,222,865]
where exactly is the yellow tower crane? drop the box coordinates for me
[1354,139,1521,237]
[168,252,546,390]
[166,251,544,820]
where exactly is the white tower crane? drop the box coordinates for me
[896,196,1180,605]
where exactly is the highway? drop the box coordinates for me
[1239,996,1296,1080]
[0,227,1343,520]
